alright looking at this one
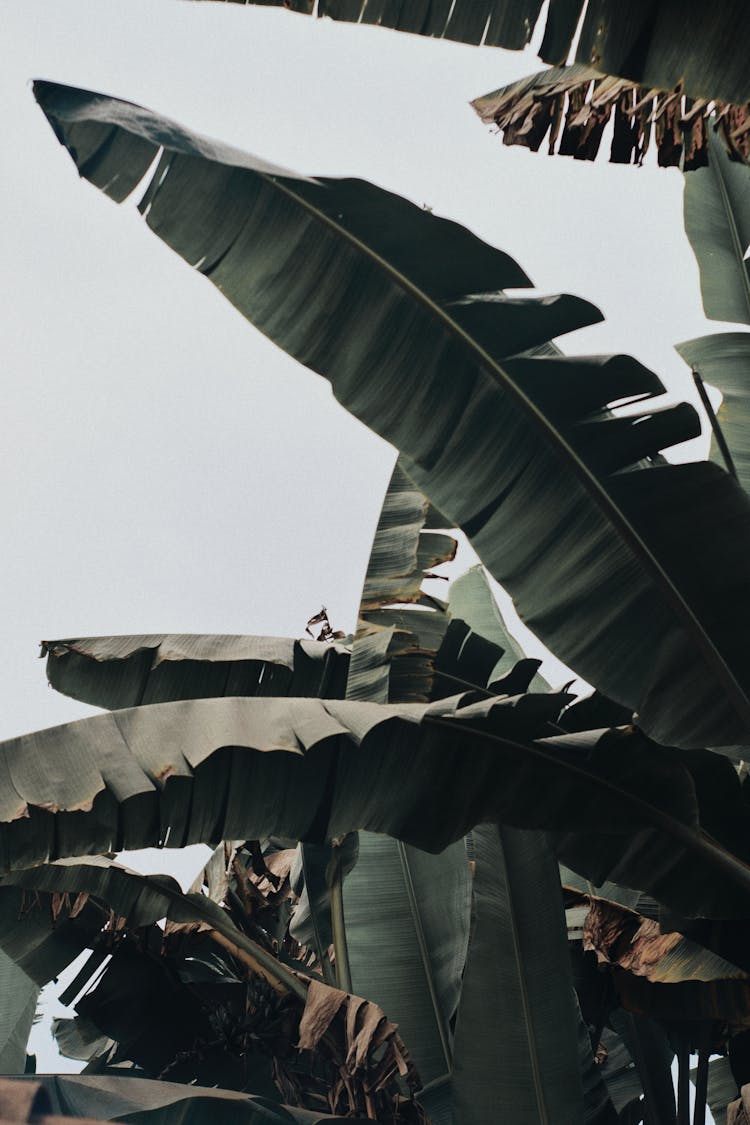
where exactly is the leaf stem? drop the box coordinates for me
[329,849,352,993]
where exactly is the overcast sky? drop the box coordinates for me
[2,0,725,1090]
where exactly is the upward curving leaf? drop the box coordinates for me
[193,1,750,106]
[683,127,750,325]
[34,81,750,749]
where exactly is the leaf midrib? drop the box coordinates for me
[261,170,750,735]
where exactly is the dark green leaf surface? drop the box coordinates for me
[34,80,750,749]
[0,952,37,1075]
[451,825,583,1124]
[446,565,548,690]
[42,634,349,710]
[677,332,750,495]
[3,694,750,917]
[683,130,750,324]
[194,1,750,104]
[342,835,470,1086]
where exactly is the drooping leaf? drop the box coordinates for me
[0,1073,368,1123]
[3,695,750,917]
[0,953,37,1076]
[566,889,748,983]
[41,634,350,710]
[191,1,750,105]
[34,80,750,749]
[451,825,583,1124]
[473,66,743,171]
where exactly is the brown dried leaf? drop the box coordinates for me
[473,65,748,171]
[297,980,348,1051]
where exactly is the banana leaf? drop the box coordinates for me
[2,694,750,918]
[450,825,583,1124]
[446,564,548,690]
[679,132,750,500]
[677,332,750,496]
[192,1,750,105]
[683,128,750,325]
[42,634,350,710]
[1,1073,367,1123]
[34,79,750,750]
[0,954,37,1075]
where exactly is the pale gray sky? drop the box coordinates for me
[1,0,725,1096]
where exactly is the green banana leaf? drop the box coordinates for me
[343,835,470,1090]
[679,133,750,501]
[450,824,583,1124]
[0,953,37,1075]
[192,1,750,105]
[42,634,350,710]
[677,332,750,495]
[446,564,548,689]
[4,1073,367,1123]
[2,693,750,916]
[683,128,750,325]
[34,80,750,750]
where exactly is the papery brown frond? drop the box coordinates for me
[473,65,750,171]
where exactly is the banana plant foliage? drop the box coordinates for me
[0,1073,366,1124]
[33,80,750,751]
[3,689,750,921]
[679,128,750,501]
[194,0,750,106]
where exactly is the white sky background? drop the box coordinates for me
[0,0,729,1099]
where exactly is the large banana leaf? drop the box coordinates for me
[1,1074,366,1123]
[193,1,750,105]
[342,835,469,1090]
[2,693,750,918]
[34,80,750,750]
[0,954,37,1075]
[684,128,750,326]
[42,634,350,710]
[450,825,583,1124]
[679,133,750,503]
